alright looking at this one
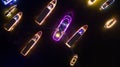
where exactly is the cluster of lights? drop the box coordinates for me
[1,0,118,67]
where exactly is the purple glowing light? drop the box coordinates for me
[53,12,73,41]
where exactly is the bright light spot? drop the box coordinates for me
[104,18,117,29]
[7,13,12,17]
[55,32,60,38]
[88,0,97,6]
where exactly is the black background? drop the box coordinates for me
[0,0,120,67]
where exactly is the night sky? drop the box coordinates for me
[0,0,120,67]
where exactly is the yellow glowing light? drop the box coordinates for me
[104,18,117,29]
[4,5,17,18]
[70,54,78,66]
[6,8,16,17]
[4,12,23,32]
[88,0,97,6]
[55,32,60,38]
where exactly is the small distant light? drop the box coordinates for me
[70,54,78,66]
[79,29,84,35]
[104,18,117,29]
